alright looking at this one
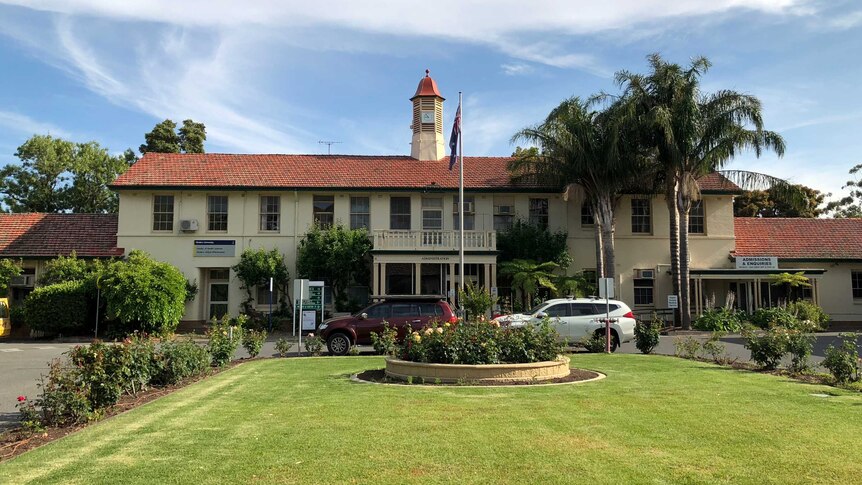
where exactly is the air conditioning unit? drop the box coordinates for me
[10,275,35,287]
[463,201,475,214]
[180,219,199,232]
[635,269,655,279]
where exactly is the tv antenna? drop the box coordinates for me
[318,140,342,155]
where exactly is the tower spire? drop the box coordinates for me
[410,69,445,160]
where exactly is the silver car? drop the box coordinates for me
[493,298,637,352]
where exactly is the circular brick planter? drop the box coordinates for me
[384,356,571,384]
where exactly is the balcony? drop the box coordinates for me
[372,230,496,252]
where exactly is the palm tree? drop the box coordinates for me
[617,54,788,329]
[499,259,559,310]
[510,97,645,281]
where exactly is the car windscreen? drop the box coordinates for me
[527,304,547,315]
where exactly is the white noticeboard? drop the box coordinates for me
[667,295,679,309]
[736,256,777,270]
[302,310,316,331]
[598,278,614,299]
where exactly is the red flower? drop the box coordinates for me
[17,395,26,402]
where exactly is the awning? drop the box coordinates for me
[690,268,825,279]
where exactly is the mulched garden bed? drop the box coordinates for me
[0,359,245,463]
[353,368,602,386]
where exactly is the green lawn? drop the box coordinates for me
[2,355,861,484]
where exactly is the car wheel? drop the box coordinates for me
[593,330,620,352]
[327,333,351,356]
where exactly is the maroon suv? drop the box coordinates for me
[316,296,457,356]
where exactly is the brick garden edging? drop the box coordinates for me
[384,356,571,384]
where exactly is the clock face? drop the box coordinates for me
[421,110,434,123]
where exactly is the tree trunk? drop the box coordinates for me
[666,182,681,327]
[593,221,605,279]
[678,195,693,330]
[596,195,616,281]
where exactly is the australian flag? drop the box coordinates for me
[449,103,461,170]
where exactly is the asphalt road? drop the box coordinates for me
[2,332,859,430]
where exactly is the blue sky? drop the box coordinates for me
[0,0,860,201]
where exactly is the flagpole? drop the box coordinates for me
[458,91,465,306]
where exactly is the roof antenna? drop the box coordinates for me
[318,140,342,155]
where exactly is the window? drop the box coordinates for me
[493,197,515,232]
[366,303,391,319]
[350,196,370,230]
[207,195,228,231]
[853,271,862,299]
[571,303,597,316]
[633,277,654,305]
[581,202,594,226]
[529,198,549,228]
[313,195,335,228]
[422,197,443,230]
[631,198,651,234]
[688,200,705,234]
[590,303,620,314]
[259,196,280,231]
[391,303,417,317]
[256,284,279,306]
[152,195,174,231]
[453,196,475,230]
[545,303,570,317]
[390,197,411,230]
[419,303,443,317]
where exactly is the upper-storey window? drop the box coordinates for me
[207,195,228,232]
[688,200,705,234]
[152,195,174,231]
[313,195,335,228]
[493,197,514,232]
[453,196,475,231]
[260,195,280,232]
[631,198,651,234]
[422,197,443,230]
[350,196,370,230]
[581,202,594,226]
[529,198,549,229]
[390,197,411,230]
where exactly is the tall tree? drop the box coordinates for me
[735,185,824,218]
[66,141,132,213]
[826,163,862,218]
[618,54,787,328]
[0,135,75,212]
[140,118,206,154]
[511,97,646,281]
[296,224,373,311]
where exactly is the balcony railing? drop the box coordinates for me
[372,230,496,251]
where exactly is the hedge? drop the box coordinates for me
[24,280,90,334]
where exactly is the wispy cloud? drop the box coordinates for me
[501,63,533,76]
[0,110,71,139]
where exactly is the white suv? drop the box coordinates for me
[493,298,637,352]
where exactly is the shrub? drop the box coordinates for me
[786,330,814,374]
[693,308,744,333]
[153,339,211,386]
[100,250,187,336]
[304,333,324,356]
[673,337,701,360]
[822,333,859,384]
[743,327,789,370]
[458,282,497,321]
[369,321,398,357]
[24,280,90,335]
[634,314,662,354]
[581,332,607,353]
[36,359,93,427]
[749,307,796,329]
[700,333,729,364]
[121,333,159,396]
[786,300,829,330]
[232,247,290,314]
[207,314,245,367]
[16,396,44,434]
[275,337,292,357]
[39,252,101,286]
[242,329,268,358]
[68,341,126,408]
[398,319,562,365]
[0,258,22,297]
[347,344,361,356]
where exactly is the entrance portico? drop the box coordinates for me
[690,268,825,315]
[372,253,497,303]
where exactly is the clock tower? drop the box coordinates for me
[410,69,445,161]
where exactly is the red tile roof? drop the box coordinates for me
[697,172,742,193]
[734,218,862,260]
[0,213,122,258]
[411,70,443,100]
[113,153,742,193]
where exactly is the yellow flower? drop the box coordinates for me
[435,327,443,334]
[412,334,421,343]
[423,328,432,336]
[443,322,451,328]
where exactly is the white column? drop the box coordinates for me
[414,263,422,295]
[379,262,387,296]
